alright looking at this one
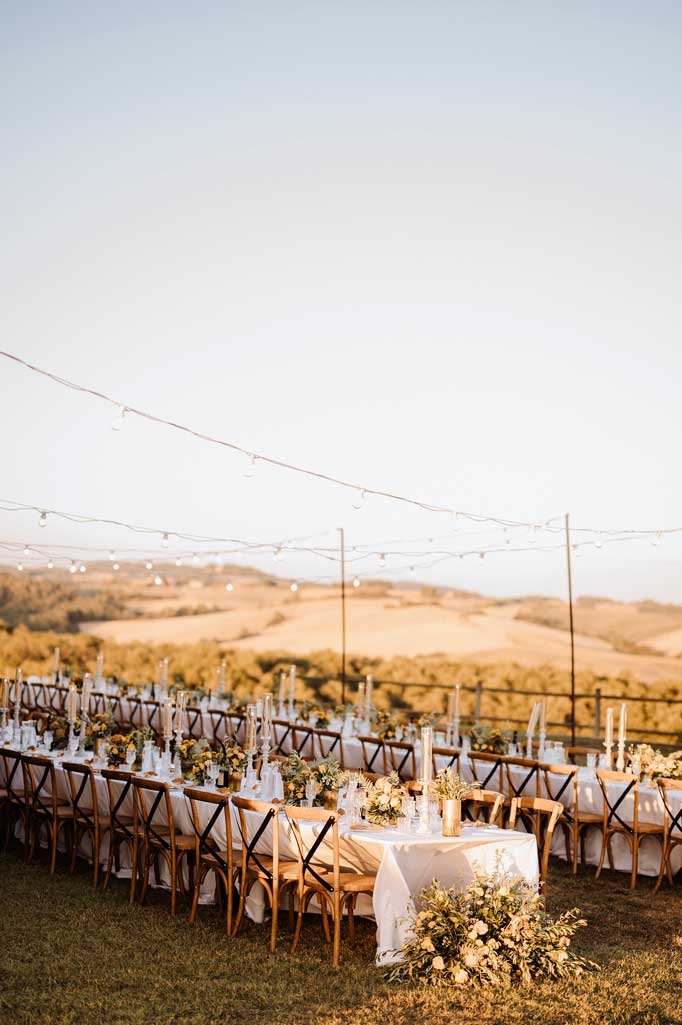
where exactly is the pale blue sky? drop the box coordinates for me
[1,2,681,600]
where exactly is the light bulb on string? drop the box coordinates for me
[192,553,199,565]
[651,530,662,547]
[145,561,153,571]
[225,581,234,592]
[111,406,127,431]
[47,560,54,569]
[23,545,31,556]
[69,561,77,574]
[39,511,47,528]
[17,562,23,572]
[409,565,416,576]
[79,564,86,573]
[154,575,163,586]
[161,532,170,549]
[213,554,223,567]
[595,532,603,549]
[243,454,257,479]
[572,545,581,559]
[352,489,366,511]
[479,552,485,561]
[273,547,285,562]
[108,550,116,561]
[377,553,386,567]
[175,557,183,567]
[352,576,361,588]
[290,581,298,592]
[113,562,120,571]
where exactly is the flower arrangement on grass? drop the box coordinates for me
[468,725,510,755]
[281,752,342,806]
[627,744,682,780]
[387,871,598,987]
[363,771,406,826]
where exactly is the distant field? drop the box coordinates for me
[81,571,682,686]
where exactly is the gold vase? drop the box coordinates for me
[322,789,339,810]
[442,797,461,837]
[229,770,243,792]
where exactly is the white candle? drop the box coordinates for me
[357,681,365,710]
[246,705,256,751]
[618,702,627,746]
[605,706,614,753]
[365,674,373,719]
[67,683,78,723]
[1,678,8,709]
[163,700,173,737]
[539,697,547,734]
[53,646,60,674]
[81,673,93,715]
[13,668,22,716]
[421,725,433,785]
[288,665,296,709]
[278,670,286,707]
[262,694,272,742]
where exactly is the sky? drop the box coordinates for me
[1,1,682,602]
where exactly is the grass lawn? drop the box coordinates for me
[0,844,680,1025]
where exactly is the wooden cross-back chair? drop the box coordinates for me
[0,747,28,852]
[504,757,541,836]
[90,692,107,715]
[567,746,600,766]
[271,719,294,756]
[183,705,203,740]
[542,763,602,872]
[461,788,506,826]
[314,729,345,767]
[143,701,163,740]
[383,740,417,782]
[62,761,111,889]
[509,796,563,896]
[469,751,506,793]
[131,777,194,913]
[184,787,240,935]
[358,736,385,775]
[283,805,376,967]
[124,697,144,731]
[21,754,72,875]
[290,724,314,758]
[226,713,245,745]
[432,745,461,776]
[207,708,228,745]
[231,797,298,952]
[595,769,665,889]
[654,778,682,894]
[100,768,136,898]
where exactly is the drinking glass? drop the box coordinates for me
[43,730,53,753]
[207,762,220,789]
[305,780,319,807]
[586,752,597,770]
[125,746,136,770]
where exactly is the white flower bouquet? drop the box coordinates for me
[363,771,407,826]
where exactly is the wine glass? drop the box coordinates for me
[125,745,136,771]
[42,730,53,753]
[207,762,220,789]
[304,779,319,807]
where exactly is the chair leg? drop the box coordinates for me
[139,850,150,905]
[232,874,248,937]
[269,880,279,953]
[630,836,639,890]
[49,821,58,876]
[347,895,357,944]
[291,886,305,953]
[332,891,341,967]
[595,829,608,878]
[653,842,667,895]
[70,824,79,873]
[188,867,201,925]
[129,837,139,903]
[92,829,100,890]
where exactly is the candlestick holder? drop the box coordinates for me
[1,707,7,743]
[604,742,613,769]
[277,701,287,720]
[616,742,625,772]
[67,721,78,755]
[77,714,88,756]
[538,729,546,761]
[260,733,271,773]
[525,736,534,760]
[287,701,295,722]
[161,735,173,777]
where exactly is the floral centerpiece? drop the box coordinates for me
[106,733,135,767]
[417,712,441,729]
[432,767,480,836]
[281,753,342,807]
[387,871,598,987]
[627,743,682,781]
[363,771,406,826]
[46,714,72,750]
[372,709,402,740]
[299,701,330,729]
[218,737,247,773]
[468,725,510,755]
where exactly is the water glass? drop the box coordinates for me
[586,752,597,770]
[304,779,319,808]
[42,730,53,753]
[207,762,220,789]
[125,746,136,770]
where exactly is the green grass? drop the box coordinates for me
[0,844,680,1025]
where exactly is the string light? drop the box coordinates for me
[290,581,298,592]
[274,547,285,562]
[225,581,234,592]
[651,530,662,547]
[377,552,387,567]
[145,561,153,570]
[69,561,77,574]
[175,557,183,566]
[79,563,86,573]
[39,511,47,528]
[352,576,361,588]
[113,562,120,571]
[111,406,127,431]
[47,560,54,569]
[17,562,23,571]
[23,545,31,555]
[161,532,170,548]
[154,575,163,586]
[192,553,199,565]
[243,454,257,479]
[352,489,366,511]
[108,550,116,561]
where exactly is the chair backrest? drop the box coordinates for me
[595,769,639,833]
[184,787,233,874]
[226,713,245,745]
[101,768,135,836]
[126,698,144,730]
[185,706,204,740]
[315,729,344,767]
[290,724,314,758]
[358,736,385,774]
[509,796,563,891]
[90,692,107,715]
[143,701,162,738]
[567,746,600,766]
[208,708,228,744]
[132,777,175,849]
[657,778,682,841]
[432,745,460,775]
[231,796,280,882]
[62,761,99,830]
[271,719,294,755]
[461,788,506,825]
[504,756,541,802]
[469,751,506,792]
[282,804,341,894]
[21,754,59,817]
[541,763,578,812]
[383,740,416,781]
[0,746,25,805]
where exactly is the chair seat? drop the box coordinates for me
[245,857,300,881]
[608,820,664,836]
[307,870,376,893]
[576,812,603,824]
[146,829,196,850]
[33,803,72,818]
[201,847,240,868]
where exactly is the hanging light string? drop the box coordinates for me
[0,349,566,528]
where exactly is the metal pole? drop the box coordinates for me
[565,513,577,746]
[337,527,347,705]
